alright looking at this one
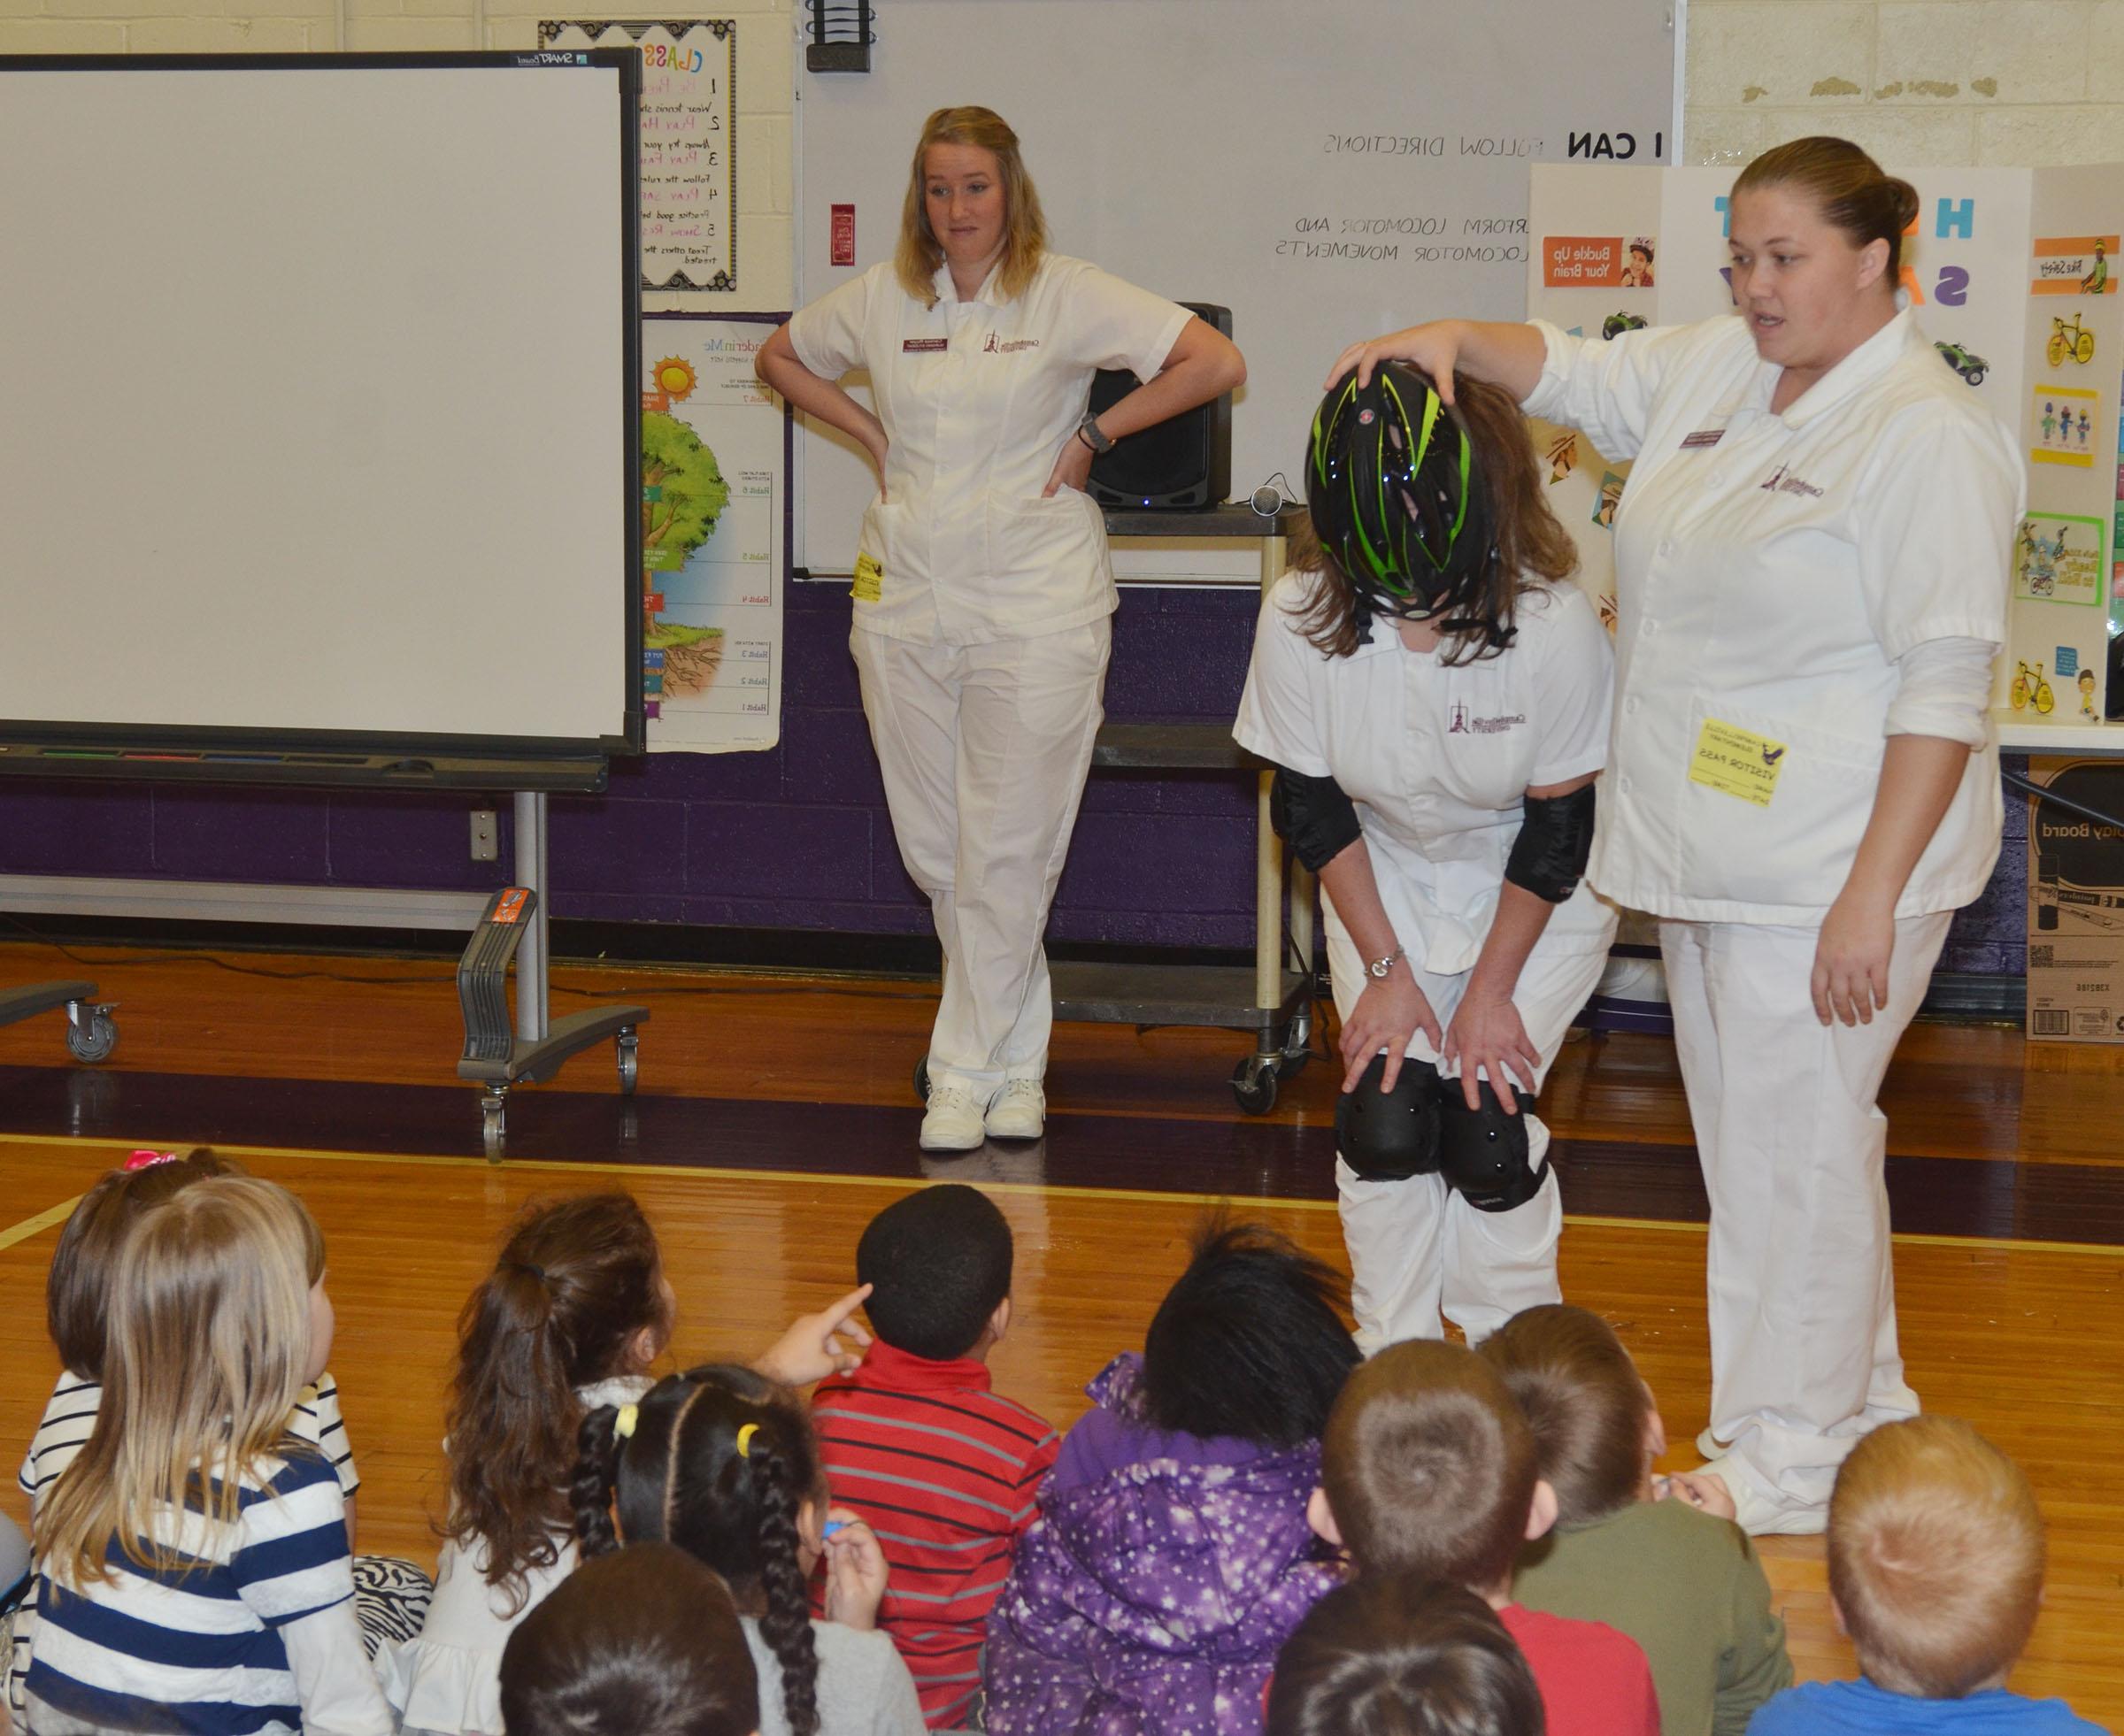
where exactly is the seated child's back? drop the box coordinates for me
[500,1542,761,1736]
[1268,1573,1544,1736]
[27,1176,390,1736]
[1748,1417,2105,1736]
[1314,1337,1660,1736]
[1481,1304,1791,1736]
[812,1185,1058,1728]
[986,1221,1361,1736]
[574,1363,925,1736]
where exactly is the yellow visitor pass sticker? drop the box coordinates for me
[1689,718,1787,807]
[851,553,883,603]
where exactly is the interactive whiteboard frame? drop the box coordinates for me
[0,52,644,787]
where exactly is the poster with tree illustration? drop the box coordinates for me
[640,315,788,752]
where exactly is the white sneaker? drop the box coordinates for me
[984,1079,1045,1141]
[919,1085,988,1152]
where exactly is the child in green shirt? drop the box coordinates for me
[1481,1304,1793,1736]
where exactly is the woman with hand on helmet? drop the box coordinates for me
[1327,138,2020,1532]
[1234,365,1618,1354]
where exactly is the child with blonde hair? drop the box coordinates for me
[1747,1417,2102,1735]
[1479,1304,1789,1736]
[25,1173,392,1733]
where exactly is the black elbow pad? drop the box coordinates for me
[1269,765,1363,874]
[1504,783,1597,903]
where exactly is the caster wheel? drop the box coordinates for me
[65,1009,118,1064]
[481,1093,507,1161]
[1230,1056,1280,1115]
[913,1056,931,1102]
[1278,1012,1313,1077]
[617,1029,640,1095]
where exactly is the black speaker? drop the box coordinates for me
[1085,301,1232,510]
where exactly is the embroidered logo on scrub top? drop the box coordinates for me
[1758,464,1826,499]
[1447,700,1525,736]
[981,333,1041,353]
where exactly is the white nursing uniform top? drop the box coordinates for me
[1521,306,2022,925]
[787,253,1190,647]
[1234,576,1616,977]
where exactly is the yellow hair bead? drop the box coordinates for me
[735,1422,760,1459]
[614,1403,639,1440]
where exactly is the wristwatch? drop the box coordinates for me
[1075,411,1115,454]
[1366,946,1404,980]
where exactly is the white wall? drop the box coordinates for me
[6,0,2122,295]
[1687,0,2124,166]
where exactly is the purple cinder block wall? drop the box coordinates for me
[0,582,2028,973]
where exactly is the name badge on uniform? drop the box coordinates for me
[902,338,948,353]
[1689,718,1786,806]
[851,553,883,603]
[1680,428,1724,450]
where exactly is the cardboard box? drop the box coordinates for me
[2026,757,2124,1041]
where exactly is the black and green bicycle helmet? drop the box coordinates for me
[1308,362,1498,634]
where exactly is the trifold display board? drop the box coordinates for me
[1526,164,2124,726]
[795,0,1679,580]
[0,54,643,783]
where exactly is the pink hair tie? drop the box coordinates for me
[123,1149,180,1172]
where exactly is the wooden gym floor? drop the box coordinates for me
[0,935,2118,1722]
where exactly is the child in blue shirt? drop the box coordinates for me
[1747,1417,2105,1736]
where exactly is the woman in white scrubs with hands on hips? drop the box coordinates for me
[759,107,1245,1151]
[1329,137,2022,1532]
[1235,363,1619,1354]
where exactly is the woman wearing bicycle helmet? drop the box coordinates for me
[1327,138,2020,1534]
[1234,365,1618,1353]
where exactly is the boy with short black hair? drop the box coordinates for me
[1310,1338,1659,1736]
[812,1184,1058,1730]
[1748,1416,2104,1735]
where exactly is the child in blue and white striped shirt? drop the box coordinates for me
[25,1173,393,1735]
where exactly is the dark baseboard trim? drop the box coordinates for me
[0,910,1254,979]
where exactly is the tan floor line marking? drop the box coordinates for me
[0,1195,82,1251]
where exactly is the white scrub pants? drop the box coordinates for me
[1327,918,1611,1353]
[1659,911,1951,1525]
[852,619,1110,1100]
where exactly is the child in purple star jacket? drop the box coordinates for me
[984,1223,1361,1736]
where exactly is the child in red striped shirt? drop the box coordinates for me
[812,1186,1058,1730]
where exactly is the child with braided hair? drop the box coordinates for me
[384,1193,876,1736]
[573,1364,924,1736]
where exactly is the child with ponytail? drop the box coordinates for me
[387,1192,873,1736]
[573,1363,924,1736]
[25,1174,393,1734]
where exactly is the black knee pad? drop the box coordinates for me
[1435,1078,1545,1212]
[1335,1054,1443,1181]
